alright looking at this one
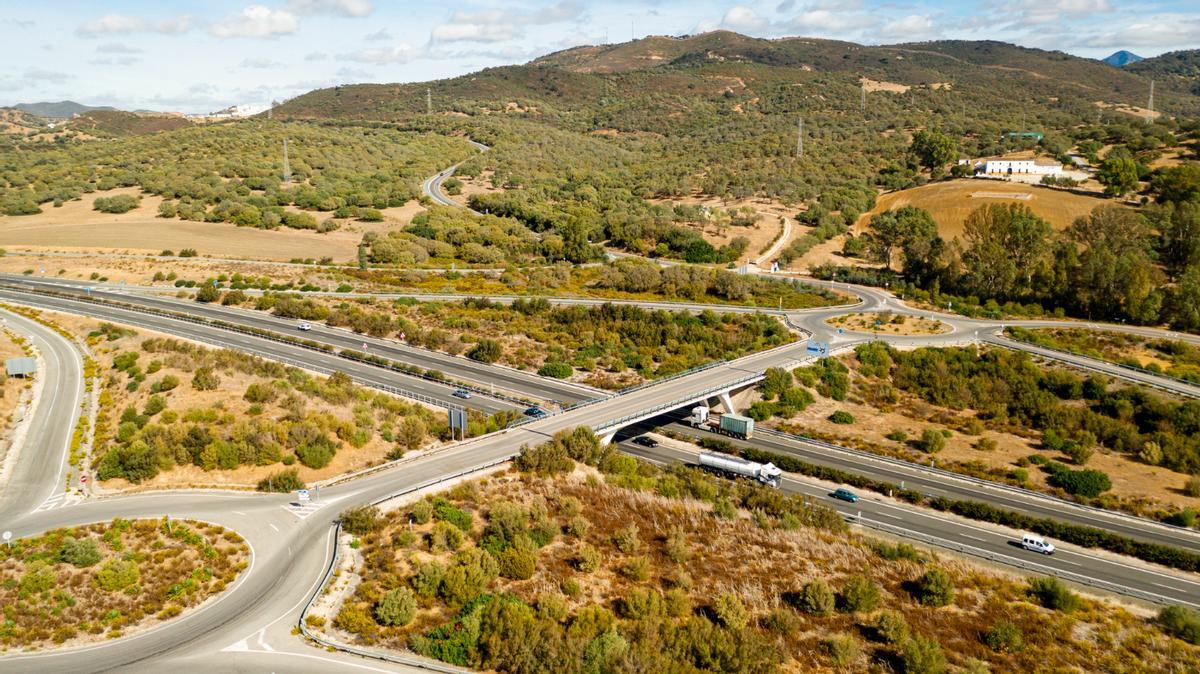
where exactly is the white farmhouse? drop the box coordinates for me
[981,158,1063,177]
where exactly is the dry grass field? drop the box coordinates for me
[312,457,1198,672]
[826,312,950,336]
[0,189,422,263]
[864,180,1117,240]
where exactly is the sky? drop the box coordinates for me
[1,0,1197,114]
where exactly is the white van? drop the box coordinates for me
[1021,534,1055,555]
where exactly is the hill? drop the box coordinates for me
[1127,49,1200,95]
[66,109,193,136]
[1103,50,1143,67]
[12,100,114,119]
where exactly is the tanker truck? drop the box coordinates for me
[698,451,782,488]
[685,407,755,440]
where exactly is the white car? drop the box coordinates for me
[298,322,312,331]
[1021,533,1055,555]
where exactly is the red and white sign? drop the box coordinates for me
[80,475,89,483]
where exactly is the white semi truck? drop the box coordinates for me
[685,406,755,440]
[698,451,782,488]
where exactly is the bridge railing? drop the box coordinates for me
[595,370,768,433]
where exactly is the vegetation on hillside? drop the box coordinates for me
[316,428,1198,673]
[1007,327,1200,384]
[0,517,248,649]
[84,323,501,486]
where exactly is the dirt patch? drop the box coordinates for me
[0,188,394,263]
[1095,100,1160,121]
[647,194,794,266]
[863,180,1116,241]
[860,77,910,94]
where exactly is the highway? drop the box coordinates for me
[652,419,1200,554]
[621,440,1200,610]
[0,287,523,416]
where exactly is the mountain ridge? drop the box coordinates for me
[1103,50,1144,67]
[10,100,116,119]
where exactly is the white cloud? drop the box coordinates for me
[1081,14,1200,48]
[720,7,770,33]
[335,66,374,79]
[1,18,35,28]
[76,13,192,37]
[305,51,329,61]
[431,0,584,44]
[877,15,937,41]
[25,68,73,84]
[786,9,877,33]
[339,44,426,63]
[1007,0,1112,26]
[89,56,140,67]
[96,43,142,54]
[209,6,298,38]
[287,0,373,18]
[432,23,519,43]
[241,57,283,68]
[364,28,391,41]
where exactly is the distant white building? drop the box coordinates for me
[981,158,1063,177]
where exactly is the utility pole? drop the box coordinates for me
[282,139,291,183]
[426,88,432,115]
[1146,79,1154,124]
[796,116,803,158]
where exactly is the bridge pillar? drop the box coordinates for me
[600,430,617,446]
[718,390,736,414]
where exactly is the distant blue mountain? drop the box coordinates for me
[1103,50,1144,67]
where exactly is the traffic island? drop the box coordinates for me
[0,517,249,651]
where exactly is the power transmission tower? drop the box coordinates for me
[282,139,291,183]
[796,117,804,158]
[1146,79,1154,124]
[426,88,432,114]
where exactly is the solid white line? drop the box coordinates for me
[269,523,279,532]
[961,534,986,542]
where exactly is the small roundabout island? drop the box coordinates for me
[0,517,249,651]
[826,311,951,336]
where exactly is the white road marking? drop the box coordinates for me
[268,523,279,532]
[960,534,986,542]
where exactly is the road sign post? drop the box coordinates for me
[298,489,310,503]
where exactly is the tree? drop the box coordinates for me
[1067,206,1163,322]
[959,203,1051,299]
[1155,201,1200,279]
[1097,155,1139,197]
[1158,605,1200,645]
[920,428,946,453]
[374,587,416,626]
[397,416,427,451]
[910,130,957,172]
[1151,164,1200,205]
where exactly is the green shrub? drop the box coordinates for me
[20,561,56,595]
[410,499,434,524]
[920,428,946,453]
[664,588,691,618]
[296,439,335,469]
[620,587,664,620]
[913,568,955,607]
[825,633,860,667]
[840,575,881,613]
[874,609,909,645]
[984,619,1024,652]
[1028,577,1081,613]
[430,522,465,552]
[374,587,416,626]
[713,592,749,630]
[1158,605,1200,645]
[566,515,591,539]
[256,468,304,493]
[95,559,140,592]
[902,634,947,674]
[59,537,102,568]
[621,556,651,582]
[828,410,855,424]
[575,544,601,573]
[613,524,641,554]
[340,506,382,536]
[1046,466,1111,497]
[886,430,908,442]
[537,362,573,378]
[497,545,537,580]
[466,339,502,363]
[798,578,836,615]
[433,499,473,531]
